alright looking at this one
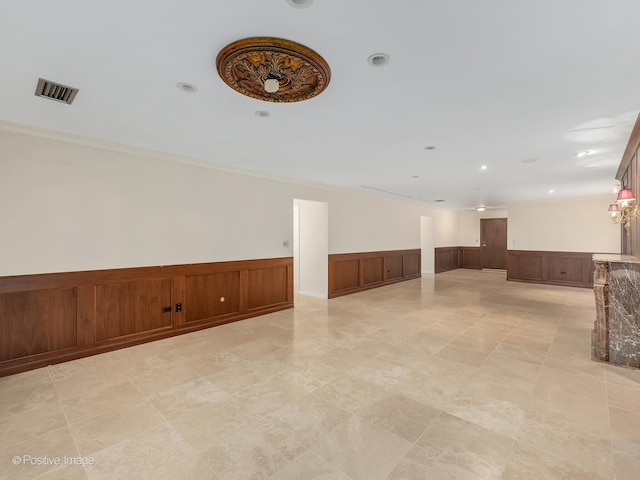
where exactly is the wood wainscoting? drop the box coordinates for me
[328,249,421,298]
[0,258,293,376]
[435,247,481,273]
[460,247,482,270]
[507,250,594,288]
[434,247,460,273]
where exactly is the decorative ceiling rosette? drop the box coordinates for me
[216,37,331,103]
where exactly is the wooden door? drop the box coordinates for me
[481,218,507,269]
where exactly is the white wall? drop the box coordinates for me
[421,216,435,275]
[320,189,459,253]
[458,209,508,246]
[296,199,328,298]
[292,202,300,290]
[507,197,620,253]
[5,125,615,279]
[0,127,459,276]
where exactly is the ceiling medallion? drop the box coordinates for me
[216,37,331,103]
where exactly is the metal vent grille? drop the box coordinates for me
[35,78,78,105]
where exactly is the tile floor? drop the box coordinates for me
[1,269,639,479]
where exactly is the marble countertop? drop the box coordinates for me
[593,254,640,264]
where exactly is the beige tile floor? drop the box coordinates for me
[1,269,639,479]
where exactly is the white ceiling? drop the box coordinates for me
[2,0,639,210]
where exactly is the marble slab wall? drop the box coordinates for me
[592,255,640,369]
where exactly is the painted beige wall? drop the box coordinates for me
[507,197,620,253]
[458,209,509,247]
[319,189,458,253]
[0,127,458,276]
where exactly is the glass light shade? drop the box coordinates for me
[264,78,280,93]
[616,188,635,203]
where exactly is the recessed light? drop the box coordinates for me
[480,165,488,170]
[287,0,313,7]
[575,150,593,158]
[549,189,554,194]
[412,175,419,178]
[424,146,436,150]
[522,157,539,164]
[475,207,487,212]
[255,110,271,118]
[433,199,445,203]
[176,82,198,93]
[367,53,390,67]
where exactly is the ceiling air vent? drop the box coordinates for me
[35,78,78,105]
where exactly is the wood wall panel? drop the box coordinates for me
[0,257,293,376]
[95,279,173,341]
[434,247,460,273]
[436,247,595,288]
[331,260,360,293]
[508,253,543,281]
[362,257,384,286]
[385,256,403,280]
[460,247,481,270]
[403,254,420,277]
[547,256,586,284]
[0,288,76,361]
[329,249,421,298]
[186,272,240,323]
[247,266,288,310]
[616,114,640,257]
[507,250,594,287]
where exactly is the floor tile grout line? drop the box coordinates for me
[45,364,86,478]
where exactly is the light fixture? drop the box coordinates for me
[176,82,198,93]
[608,187,639,231]
[264,78,280,93]
[367,53,390,67]
[575,150,593,158]
[480,165,488,170]
[287,0,313,8]
[475,207,486,212]
[255,110,271,118]
[217,37,331,103]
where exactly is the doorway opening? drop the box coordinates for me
[293,199,329,298]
